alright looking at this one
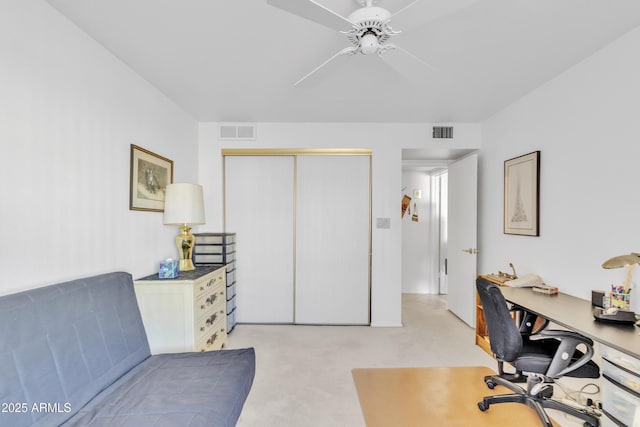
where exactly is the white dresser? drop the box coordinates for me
[134,265,227,354]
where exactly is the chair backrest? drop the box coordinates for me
[476,278,523,362]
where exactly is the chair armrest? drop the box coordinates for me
[530,330,595,378]
[534,329,594,345]
[510,306,549,336]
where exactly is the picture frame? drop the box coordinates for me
[504,151,540,236]
[129,144,174,212]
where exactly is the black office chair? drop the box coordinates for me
[476,278,600,427]
[515,307,549,337]
[495,306,550,384]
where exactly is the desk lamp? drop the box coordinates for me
[163,183,205,271]
[602,252,640,293]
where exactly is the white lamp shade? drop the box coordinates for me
[163,183,205,226]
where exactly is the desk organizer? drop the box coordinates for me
[611,292,631,310]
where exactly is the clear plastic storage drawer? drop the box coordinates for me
[602,375,640,426]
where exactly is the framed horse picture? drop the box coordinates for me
[129,144,174,212]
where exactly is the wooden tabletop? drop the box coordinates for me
[352,366,559,427]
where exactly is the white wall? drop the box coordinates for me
[199,122,482,326]
[0,1,198,294]
[479,26,640,310]
[401,170,433,293]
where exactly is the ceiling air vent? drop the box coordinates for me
[218,123,256,141]
[432,126,453,139]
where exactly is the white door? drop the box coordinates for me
[295,155,370,324]
[437,172,449,294]
[225,156,295,323]
[446,153,478,327]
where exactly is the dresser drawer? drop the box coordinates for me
[226,268,236,284]
[602,346,640,377]
[195,307,226,343]
[603,358,640,395]
[194,281,226,317]
[227,308,236,333]
[601,345,640,426]
[196,316,227,352]
[194,268,226,299]
[602,375,640,427]
[226,294,236,313]
[227,281,236,299]
[226,260,236,272]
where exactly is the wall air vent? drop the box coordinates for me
[218,123,256,141]
[432,126,453,139]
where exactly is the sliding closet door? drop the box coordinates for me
[225,156,295,323]
[295,155,371,324]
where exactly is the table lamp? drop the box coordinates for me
[602,252,640,293]
[163,183,205,271]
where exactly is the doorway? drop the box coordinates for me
[400,148,475,296]
[400,166,447,294]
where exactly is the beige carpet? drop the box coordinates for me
[226,294,593,426]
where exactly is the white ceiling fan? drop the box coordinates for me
[267,0,432,86]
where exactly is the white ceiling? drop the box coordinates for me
[47,0,640,123]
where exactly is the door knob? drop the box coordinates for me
[462,248,479,254]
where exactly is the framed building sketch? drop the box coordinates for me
[130,144,174,212]
[504,151,540,236]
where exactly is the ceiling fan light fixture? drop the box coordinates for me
[348,6,390,24]
[267,0,431,85]
[360,32,379,55]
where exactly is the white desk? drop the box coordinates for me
[496,286,640,426]
[498,286,640,359]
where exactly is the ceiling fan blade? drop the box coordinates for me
[378,44,435,84]
[389,0,421,21]
[294,46,358,86]
[389,0,479,33]
[387,44,435,70]
[267,0,353,31]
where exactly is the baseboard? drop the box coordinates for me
[370,322,403,328]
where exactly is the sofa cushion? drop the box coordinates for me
[63,348,256,427]
[0,272,150,427]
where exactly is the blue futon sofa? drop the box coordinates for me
[0,272,255,426]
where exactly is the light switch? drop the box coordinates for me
[376,218,391,229]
